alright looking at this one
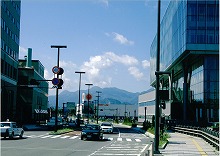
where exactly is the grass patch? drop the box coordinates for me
[49,128,73,135]
[147,127,170,148]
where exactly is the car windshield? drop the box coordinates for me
[1,123,10,127]
[101,123,112,126]
[84,125,100,130]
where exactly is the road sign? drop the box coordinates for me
[52,78,60,85]
[52,66,60,74]
[86,94,92,100]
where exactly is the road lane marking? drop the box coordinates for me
[117,137,122,141]
[60,136,70,139]
[135,139,141,142]
[41,135,52,138]
[70,136,79,139]
[192,138,208,156]
[126,138,132,141]
[108,137,113,141]
[51,135,62,138]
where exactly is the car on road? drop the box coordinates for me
[0,121,24,139]
[46,117,63,128]
[101,122,113,133]
[81,124,103,141]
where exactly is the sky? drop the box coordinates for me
[19,0,170,96]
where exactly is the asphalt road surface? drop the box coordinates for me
[1,124,153,156]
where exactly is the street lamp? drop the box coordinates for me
[75,71,85,127]
[51,45,67,132]
[85,83,93,123]
[96,91,101,124]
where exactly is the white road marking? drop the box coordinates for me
[117,138,122,141]
[41,135,52,138]
[60,136,70,139]
[70,136,79,139]
[51,135,62,138]
[126,138,132,141]
[135,139,141,142]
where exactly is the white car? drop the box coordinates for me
[0,121,24,139]
[101,122,113,133]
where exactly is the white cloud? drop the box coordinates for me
[142,60,150,69]
[112,32,134,45]
[99,0,108,7]
[81,52,139,87]
[105,52,138,66]
[128,66,144,80]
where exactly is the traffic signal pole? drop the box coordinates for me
[51,45,67,132]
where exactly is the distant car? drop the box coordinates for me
[46,117,63,129]
[81,124,103,141]
[101,122,113,133]
[0,121,24,139]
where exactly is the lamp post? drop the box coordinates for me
[85,83,93,123]
[75,71,85,127]
[96,91,101,124]
[154,0,161,153]
[51,45,67,132]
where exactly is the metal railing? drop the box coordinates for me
[171,125,219,151]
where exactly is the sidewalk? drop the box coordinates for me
[158,132,219,156]
[132,126,219,156]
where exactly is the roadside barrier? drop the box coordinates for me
[171,125,219,151]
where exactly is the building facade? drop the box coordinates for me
[1,0,21,121]
[150,0,219,125]
[17,49,49,124]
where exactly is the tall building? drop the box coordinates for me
[1,0,21,121]
[150,0,219,125]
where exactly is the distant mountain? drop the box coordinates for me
[48,86,141,108]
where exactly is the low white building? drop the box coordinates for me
[138,88,171,123]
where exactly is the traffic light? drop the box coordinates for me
[30,79,40,85]
[52,78,64,89]
[52,66,64,89]
[160,100,166,109]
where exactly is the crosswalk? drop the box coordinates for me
[24,134,143,142]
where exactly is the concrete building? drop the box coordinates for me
[138,89,171,123]
[17,49,49,124]
[1,0,21,121]
[149,0,219,126]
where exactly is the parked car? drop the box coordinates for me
[101,122,114,133]
[0,121,24,139]
[81,124,103,141]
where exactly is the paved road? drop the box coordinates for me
[1,125,152,156]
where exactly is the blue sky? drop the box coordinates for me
[19,0,169,95]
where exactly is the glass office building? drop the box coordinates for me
[1,0,21,121]
[150,0,219,125]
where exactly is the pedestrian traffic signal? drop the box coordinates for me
[160,101,166,109]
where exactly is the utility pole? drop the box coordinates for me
[96,91,101,124]
[85,83,93,123]
[75,71,85,127]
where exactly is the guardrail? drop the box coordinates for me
[171,125,219,151]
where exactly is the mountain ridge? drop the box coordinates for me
[48,86,142,108]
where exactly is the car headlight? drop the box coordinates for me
[81,132,87,135]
